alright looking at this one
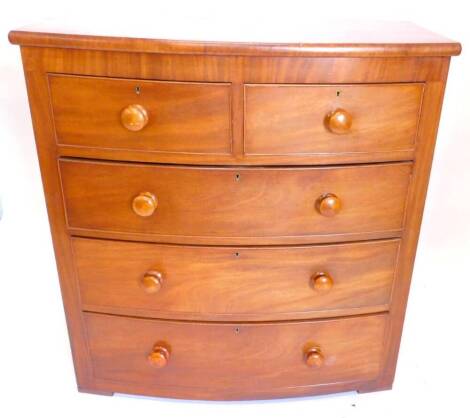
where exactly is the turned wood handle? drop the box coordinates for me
[305,347,324,368]
[311,272,334,292]
[326,108,352,134]
[147,345,170,368]
[316,193,341,217]
[121,104,149,131]
[132,192,157,217]
[140,271,163,294]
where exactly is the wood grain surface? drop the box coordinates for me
[11,25,458,399]
[74,237,399,320]
[245,83,423,157]
[9,20,461,57]
[60,159,412,245]
[49,74,232,155]
[84,312,388,400]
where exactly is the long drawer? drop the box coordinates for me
[60,159,412,245]
[85,312,387,400]
[74,237,399,320]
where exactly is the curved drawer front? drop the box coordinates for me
[245,83,423,158]
[74,238,399,320]
[48,74,232,155]
[85,312,387,400]
[60,159,411,244]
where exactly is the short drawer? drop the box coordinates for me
[60,159,411,244]
[74,238,398,320]
[85,312,387,400]
[245,83,423,159]
[48,74,232,155]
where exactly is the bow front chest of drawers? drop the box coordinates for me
[9,22,460,400]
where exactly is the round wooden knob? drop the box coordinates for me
[140,271,163,294]
[316,193,341,217]
[132,192,157,217]
[147,346,170,368]
[121,104,149,131]
[311,272,334,292]
[326,108,352,134]
[305,347,324,368]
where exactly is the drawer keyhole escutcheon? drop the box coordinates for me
[305,346,324,368]
[325,108,352,134]
[235,173,241,181]
[311,272,334,292]
[148,345,170,368]
[121,104,149,131]
[316,193,341,217]
[140,271,163,294]
[132,192,158,217]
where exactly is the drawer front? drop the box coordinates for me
[245,83,423,157]
[48,74,232,155]
[74,238,399,320]
[85,313,387,399]
[60,160,411,244]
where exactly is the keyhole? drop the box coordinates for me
[135,85,141,95]
[235,173,241,181]
[235,327,240,334]
[336,90,341,97]
[235,252,240,257]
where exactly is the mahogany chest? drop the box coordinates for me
[9,22,461,400]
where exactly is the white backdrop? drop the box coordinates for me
[1,1,469,417]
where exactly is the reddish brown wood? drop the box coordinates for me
[311,273,334,293]
[19,61,94,390]
[8,21,461,57]
[305,347,325,368]
[17,48,450,166]
[374,63,454,392]
[84,312,388,400]
[147,345,170,368]
[120,104,149,132]
[326,108,353,134]
[73,237,399,321]
[59,159,412,245]
[131,192,157,217]
[316,193,342,218]
[48,74,232,155]
[140,271,163,294]
[10,24,459,400]
[245,83,423,158]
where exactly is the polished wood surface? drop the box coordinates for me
[60,159,411,244]
[311,272,334,292]
[131,192,157,217]
[11,24,459,400]
[326,108,353,134]
[120,104,149,132]
[48,74,232,155]
[8,21,461,57]
[20,47,450,166]
[147,345,170,368]
[73,237,399,320]
[305,347,325,368]
[316,193,342,217]
[140,271,163,294]
[245,83,422,158]
[84,312,387,400]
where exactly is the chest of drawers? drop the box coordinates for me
[9,22,460,400]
